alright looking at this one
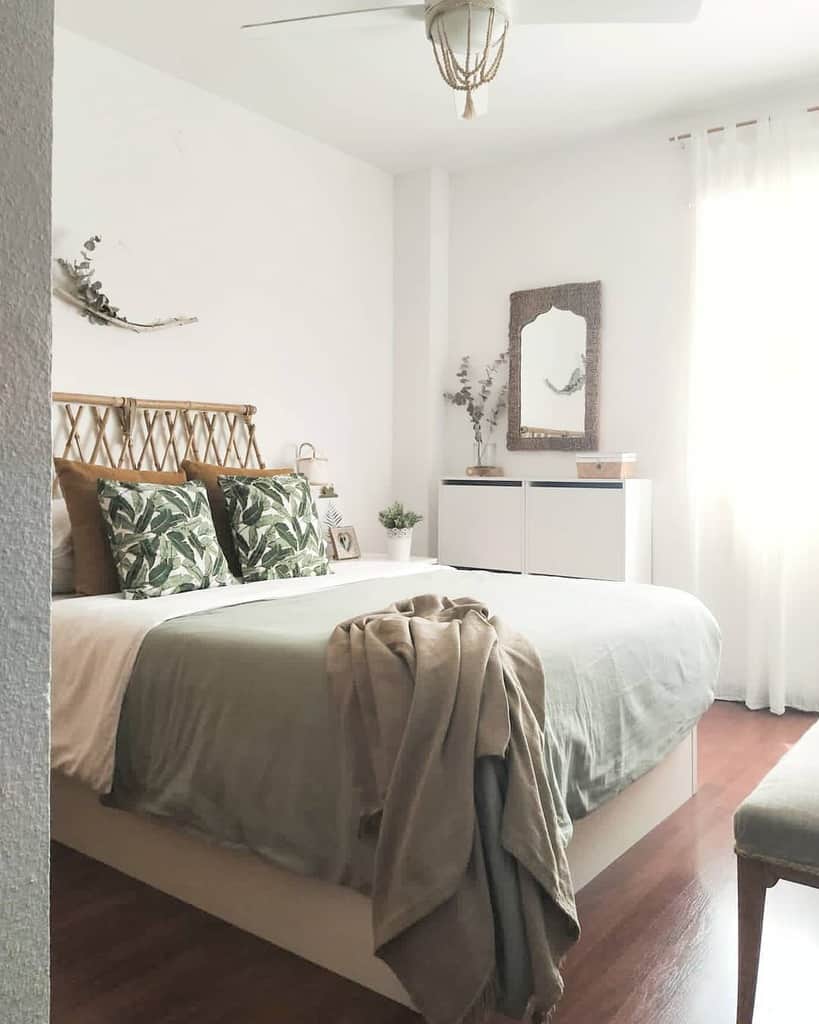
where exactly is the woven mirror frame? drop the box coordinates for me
[507,281,601,452]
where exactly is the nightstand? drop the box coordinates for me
[358,554,438,565]
[328,555,441,580]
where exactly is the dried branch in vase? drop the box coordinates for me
[443,351,509,446]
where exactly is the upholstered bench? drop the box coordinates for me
[734,720,819,1024]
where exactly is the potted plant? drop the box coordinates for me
[378,502,423,561]
[443,352,508,475]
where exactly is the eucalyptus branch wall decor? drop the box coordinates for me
[55,234,199,334]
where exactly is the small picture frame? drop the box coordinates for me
[329,526,361,561]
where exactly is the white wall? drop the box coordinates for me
[392,169,449,555]
[52,29,394,551]
[0,2,53,1021]
[445,130,694,589]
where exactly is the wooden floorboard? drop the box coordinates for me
[51,701,819,1023]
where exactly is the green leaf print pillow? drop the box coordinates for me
[97,479,236,599]
[219,474,329,582]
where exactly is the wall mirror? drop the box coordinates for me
[507,281,601,451]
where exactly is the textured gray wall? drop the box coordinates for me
[0,2,54,1021]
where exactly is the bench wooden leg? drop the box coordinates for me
[737,855,774,1024]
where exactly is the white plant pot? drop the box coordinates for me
[385,528,413,561]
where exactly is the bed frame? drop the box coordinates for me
[52,734,696,1008]
[50,392,698,1008]
[51,391,266,483]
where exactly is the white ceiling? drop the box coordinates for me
[56,0,819,173]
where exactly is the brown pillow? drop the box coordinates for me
[55,460,186,596]
[182,460,293,577]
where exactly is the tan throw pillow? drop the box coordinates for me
[54,460,186,596]
[182,460,293,577]
[52,497,76,595]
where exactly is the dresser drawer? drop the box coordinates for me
[526,482,626,581]
[438,480,524,572]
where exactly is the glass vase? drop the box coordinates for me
[473,441,496,468]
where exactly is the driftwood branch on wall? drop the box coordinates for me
[53,287,198,334]
[54,234,199,334]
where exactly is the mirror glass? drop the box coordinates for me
[520,308,587,437]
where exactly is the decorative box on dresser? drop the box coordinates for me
[438,478,652,582]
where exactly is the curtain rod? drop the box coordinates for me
[668,105,819,143]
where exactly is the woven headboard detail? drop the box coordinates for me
[52,392,265,479]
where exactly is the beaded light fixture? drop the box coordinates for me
[243,0,704,123]
[425,0,510,120]
[241,0,701,124]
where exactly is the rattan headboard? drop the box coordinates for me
[52,392,266,480]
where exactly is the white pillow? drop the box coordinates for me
[52,498,75,594]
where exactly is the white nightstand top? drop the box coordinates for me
[359,554,438,564]
[327,556,443,581]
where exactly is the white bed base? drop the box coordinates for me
[52,729,696,1009]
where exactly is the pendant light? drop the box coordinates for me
[425,0,510,120]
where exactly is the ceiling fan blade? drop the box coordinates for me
[513,0,703,24]
[241,3,425,33]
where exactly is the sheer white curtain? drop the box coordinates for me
[688,114,819,713]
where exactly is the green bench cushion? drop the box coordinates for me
[735,720,819,872]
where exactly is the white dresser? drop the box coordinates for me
[438,478,652,583]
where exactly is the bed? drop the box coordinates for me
[50,393,720,1011]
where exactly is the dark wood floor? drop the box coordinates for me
[51,702,819,1024]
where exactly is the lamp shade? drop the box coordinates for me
[433,2,507,55]
[425,0,510,120]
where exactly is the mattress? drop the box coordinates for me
[84,567,720,890]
